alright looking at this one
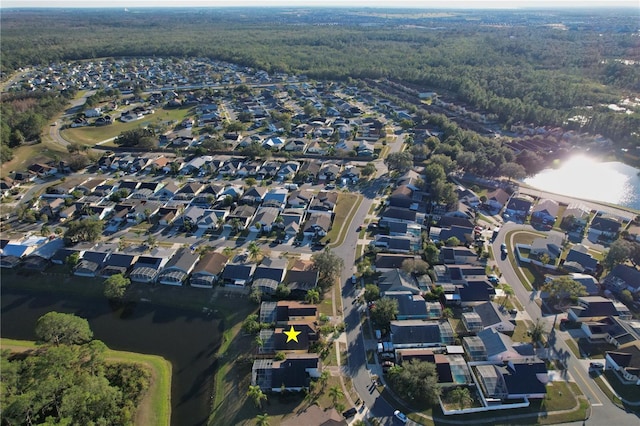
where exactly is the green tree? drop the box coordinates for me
[384,151,413,174]
[363,284,381,303]
[529,318,547,347]
[255,413,270,426]
[387,359,441,405]
[247,385,267,408]
[448,387,473,410]
[35,312,93,346]
[424,241,440,265]
[499,162,527,181]
[620,289,633,305]
[541,276,587,308]
[65,251,80,269]
[242,314,261,335]
[248,241,261,261]
[603,239,633,269]
[249,287,262,304]
[312,248,344,291]
[370,297,398,330]
[275,283,291,299]
[361,162,376,177]
[328,385,344,407]
[63,218,104,244]
[103,274,131,300]
[305,288,320,304]
[445,236,460,247]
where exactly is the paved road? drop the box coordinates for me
[493,222,640,426]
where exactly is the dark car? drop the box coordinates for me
[342,407,357,418]
[589,362,604,370]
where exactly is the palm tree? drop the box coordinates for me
[222,246,234,258]
[318,370,329,390]
[231,218,242,233]
[328,385,344,407]
[501,284,514,307]
[255,413,270,426]
[248,242,261,261]
[449,387,473,410]
[529,318,547,347]
[247,385,267,408]
[305,288,320,305]
[255,335,264,350]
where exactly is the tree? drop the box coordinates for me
[66,251,80,269]
[363,284,381,303]
[312,248,344,291]
[361,162,376,177]
[541,276,587,308]
[384,151,413,174]
[305,288,320,304]
[245,177,257,187]
[499,162,527,181]
[328,385,344,407]
[103,274,131,300]
[603,239,633,269]
[248,242,261,261]
[387,359,441,405]
[40,223,51,237]
[242,314,261,335]
[255,413,270,426]
[442,307,454,319]
[529,318,547,347]
[445,236,460,247]
[448,387,473,410]
[620,289,633,305]
[63,218,104,244]
[222,246,234,258]
[424,241,440,265]
[370,297,398,330]
[249,287,262,304]
[317,370,329,390]
[501,284,514,307]
[275,283,291,299]
[247,385,267,408]
[35,312,93,346]
[401,258,430,275]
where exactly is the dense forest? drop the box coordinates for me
[1,8,639,150]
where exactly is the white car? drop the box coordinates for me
[394,410,408,423]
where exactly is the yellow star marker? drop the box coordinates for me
[283,325,301,343]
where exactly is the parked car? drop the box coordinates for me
[351,274,357,284]
[342,407,357,418]
[487,275,499,284]
[368,222,379,230]
[500,242,507,256]
[509,308,518,315]
[589,362,604,370]
[394,410,408,423]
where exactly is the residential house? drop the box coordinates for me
[303,212,332,238]
[529,234,563,263]
[384,291,430,320]
[157,248,200,286]
[284,269,319,299]
[395,349,471,385]
[225,205,257,231]
[472,301,516,333]
[390,320,455,349]
[374,254,421,272]
[74,251,109,277]
[470,328,534,362]
[605,342,640,385]
[156,206,182,226]
[221,263,256,287]
[99,253,137,278]
[154,182,180,201]
[286,189,314,209]
[297,160,320,181]
[580,316,638,347]
[262,187,289,209]
[260,301,318,325]
[568,296,623,322]
[504,195,534,220]
[284,139,307,152]
[561,273,600,295]
[252,258,288,295]
[308,191,338,212]
[318,162,341,183]
[174,182,204,200]
[485,188,511,211]
[590,215,622,238]
[388,185,414,209]
[473,360,547,401]
[380,207,421,227]
[378,269,422,294]
[129,256,168,283]
[440,247,480,265]
[241,187,268,205]
[457,280,496,307]
[257,160,282,179]
[563,244,598,274]
[562,203,591,226]
[251,354,321,393]
[126,200,160,224]
[190,252,228,288]
[258,323,318,354]
[356,140,374,156]
[251,207,280,233]
[50,248,82,265]
[531,198,560,224]
[277,161,300,181]
[604,265,640,294]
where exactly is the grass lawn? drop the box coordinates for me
[1,141,67,178]
[511,320,532,343]
[603,370,640,403]
[324,193,362,247]
[318,286,335,317]
[593,375,624,407]
[61,106,194,145]
[1,338,172,426]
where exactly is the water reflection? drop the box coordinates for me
[524,155,640,210]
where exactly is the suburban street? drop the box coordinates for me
[493,222,639,426]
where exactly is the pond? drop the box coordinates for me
[1,287,221,426]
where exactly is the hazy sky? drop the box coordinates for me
[2,0,639,9]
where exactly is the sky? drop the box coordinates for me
[2,0,639,8]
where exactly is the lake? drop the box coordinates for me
[524,155,640,211]
[0,288,221,426]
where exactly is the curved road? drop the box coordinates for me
[493,222,639,426]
